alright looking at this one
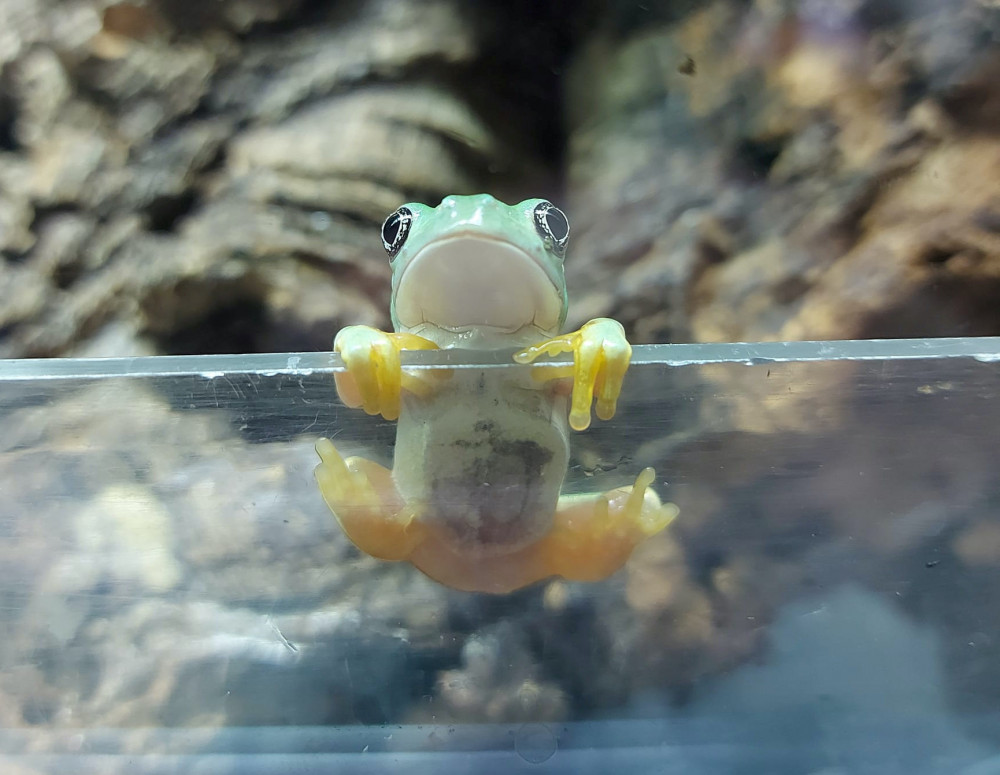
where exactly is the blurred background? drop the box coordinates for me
[2,0,998,359]
[1,0,1000,765]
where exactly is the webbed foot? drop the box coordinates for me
[314,438,425,560]
[538,468,678,582]
[334,325,442,421]
[513,318,632,431]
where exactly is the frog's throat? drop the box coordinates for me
[392,235,566,336]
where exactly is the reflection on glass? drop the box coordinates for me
[1,339,999,771]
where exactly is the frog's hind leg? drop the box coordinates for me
[407,469,676,593]
[314,438,426,561]
[537,468,678,583]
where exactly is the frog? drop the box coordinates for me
[314,194,677,594]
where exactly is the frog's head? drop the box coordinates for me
[382,194,569,346]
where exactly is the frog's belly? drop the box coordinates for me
[393,371,569,556]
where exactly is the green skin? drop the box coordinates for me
[383,195,576,554]
[388,194,569,345]
[316,194,668,592]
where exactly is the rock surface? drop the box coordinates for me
[565,0,1000,345]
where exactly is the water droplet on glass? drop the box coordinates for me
[514,723,557,764]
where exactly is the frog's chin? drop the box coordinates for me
[393,235,564,341]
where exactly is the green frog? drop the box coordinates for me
[315,194,676,593]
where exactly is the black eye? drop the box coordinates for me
[533,202,570,255]
[381,207,413,259]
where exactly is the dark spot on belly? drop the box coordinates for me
[430,439,555,551]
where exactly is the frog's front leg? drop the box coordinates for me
[334,325,443,421]
[514,318,631,431]
[538,468,678,582]
[314,438,426,561]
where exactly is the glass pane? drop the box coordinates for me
[2,339,1000,772]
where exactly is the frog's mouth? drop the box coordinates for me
[393,235,564,336]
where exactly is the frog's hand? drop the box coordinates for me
[514,318,632,431]
[539,468,677,583]
[315,438,426,561]
[334,325,442,421]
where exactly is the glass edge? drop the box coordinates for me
[0,337,998,381]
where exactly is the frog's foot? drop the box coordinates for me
[314,438,426,561]
[538,468,678,583]
[513,317,632,431]
[334,325,443,421]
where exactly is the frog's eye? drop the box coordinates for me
[381,206,413,259]
[533,202,570,256]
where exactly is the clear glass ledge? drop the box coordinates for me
[3,336,1000,380]
[2,338,1000,774]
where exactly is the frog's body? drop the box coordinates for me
[395,367,568,556]
[315,194,676,593]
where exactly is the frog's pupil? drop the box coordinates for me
[383,215,400,244]
[381,207,412,258]
[534,202,569,254]
[545,208,569,242]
